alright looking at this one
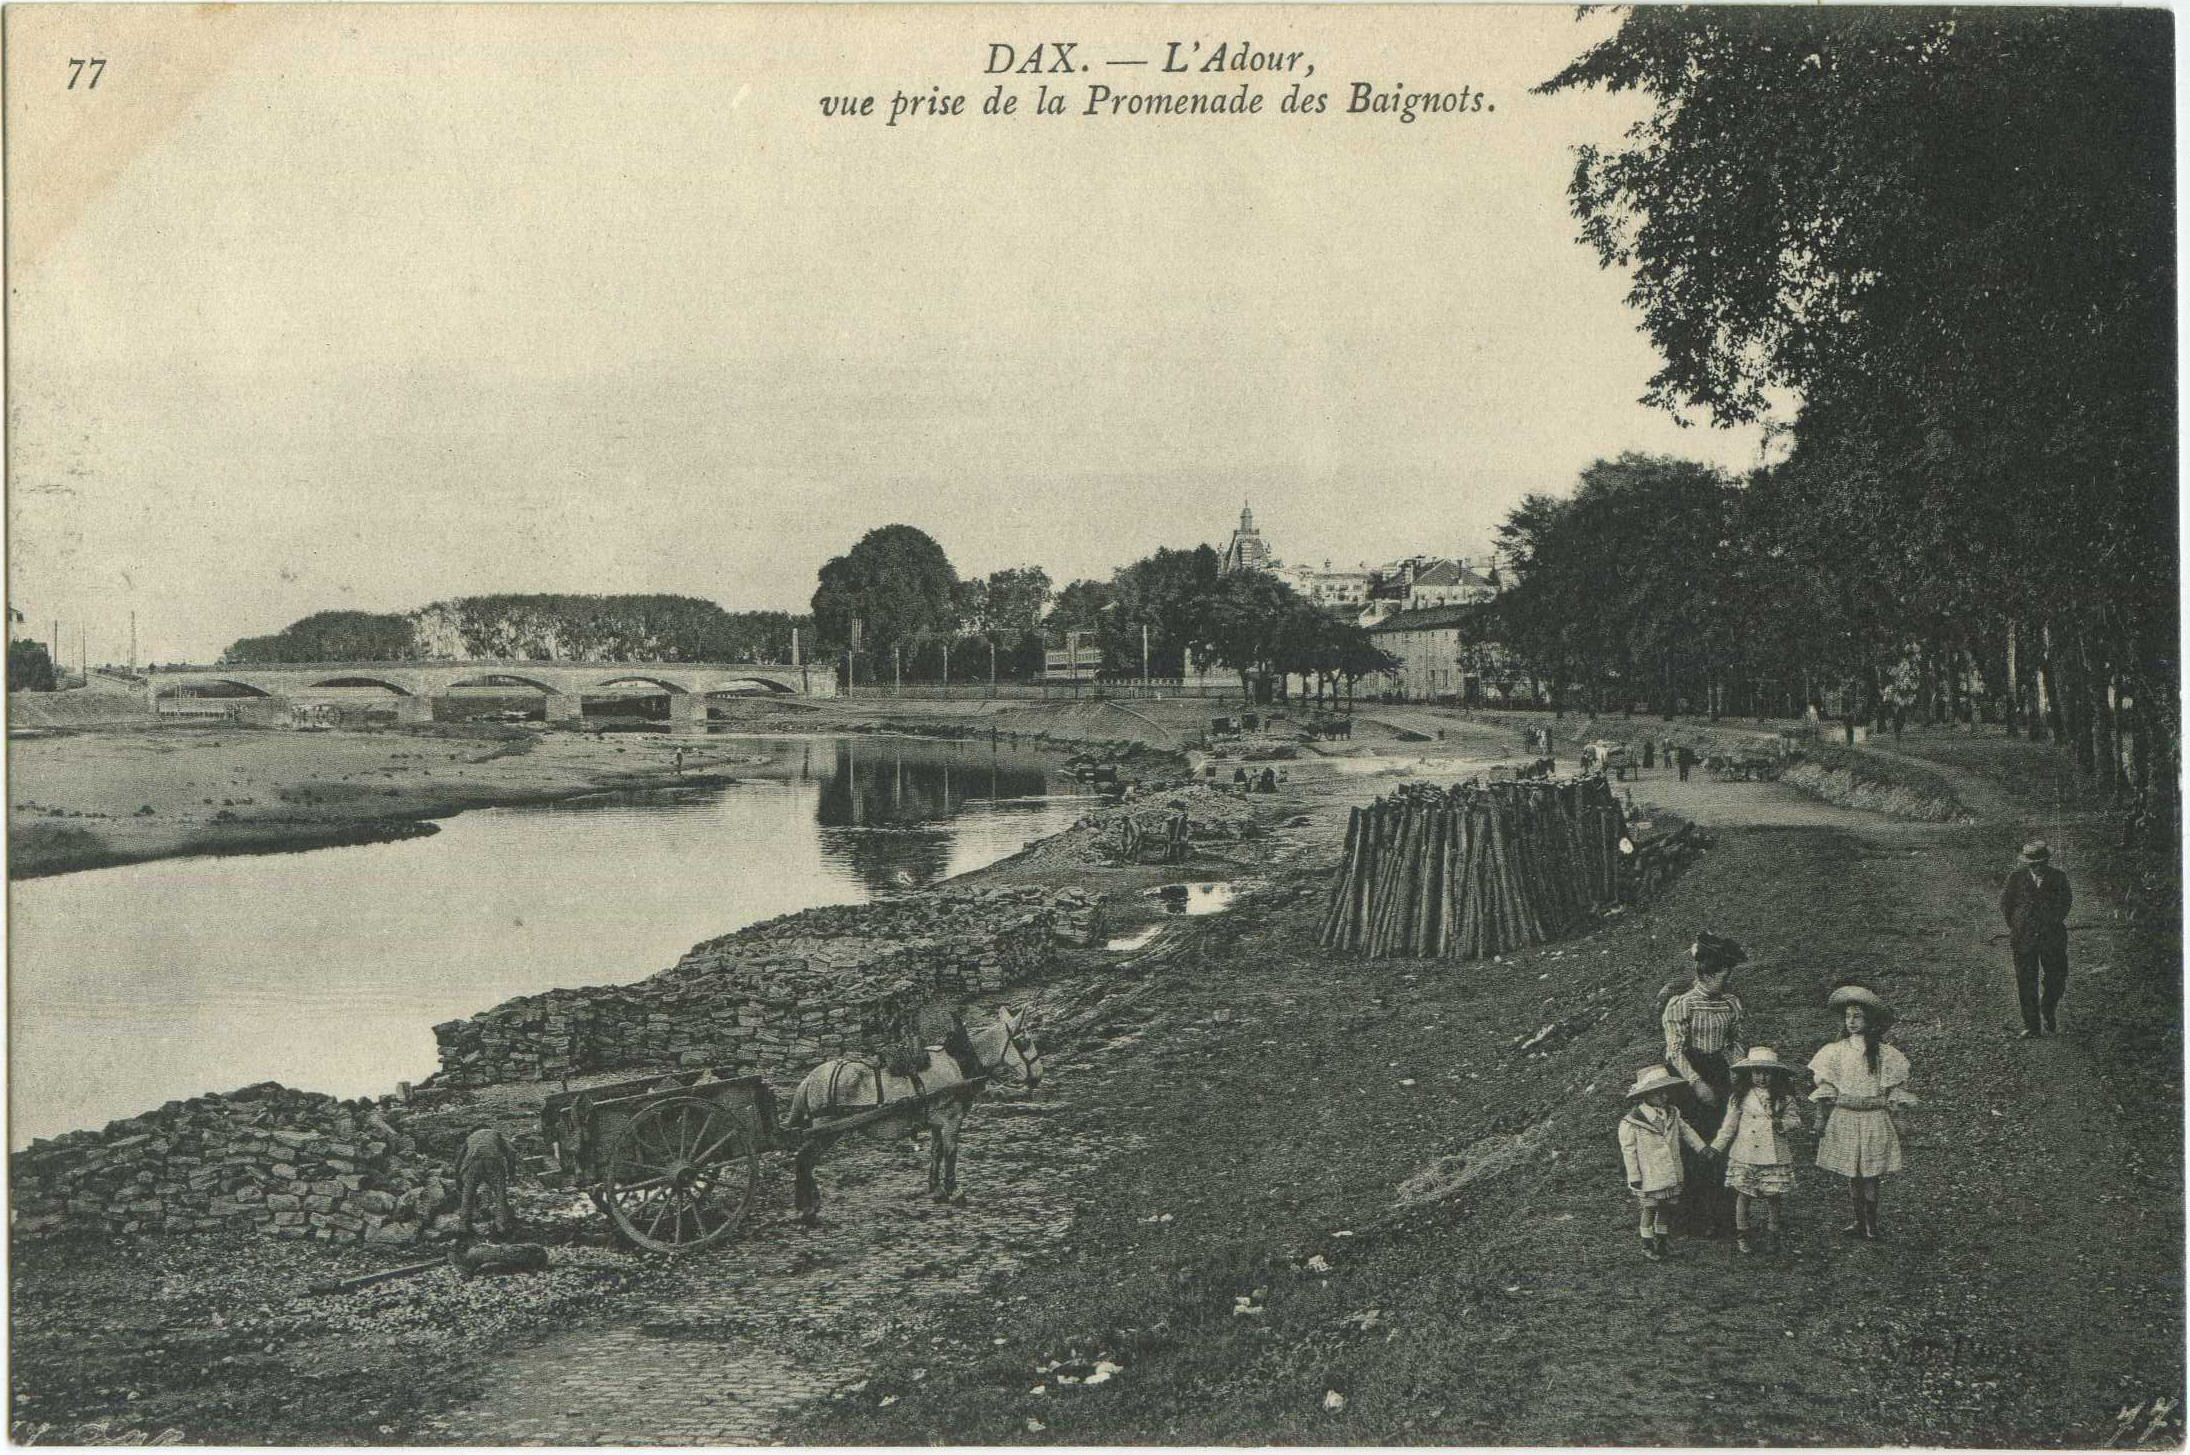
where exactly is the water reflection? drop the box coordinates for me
[816,737,1060,890]
[8,734,1091,1145]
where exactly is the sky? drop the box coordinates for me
[6,5,1771,666]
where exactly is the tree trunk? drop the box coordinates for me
[2004,616,2021,738]
[2036,621,2061,744]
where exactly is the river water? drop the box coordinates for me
[8,735,1092,1148]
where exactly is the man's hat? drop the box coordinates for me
[2020,840,2051,863]
[1690,932,1747,971]
[1623,1065,1684,1101]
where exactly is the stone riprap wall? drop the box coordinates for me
[11,1083,467,1248]
[430,887,1102,1089]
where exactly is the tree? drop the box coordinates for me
[1046,580,1116,647]
[1109,545,1223,678]
[1331,626,1400,708]
[1541,7,2175,798]
[1194,570,1297,703]
[977,567,1053,637]
[810,526,959,659]
[8,638,56,692]
[1492,454,1741,716]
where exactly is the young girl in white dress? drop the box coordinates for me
[1808,985,1919,1240]
[1711,1046,1806,1254]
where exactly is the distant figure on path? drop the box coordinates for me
[1662,933,1747,1235]
[2001,840,2073,1037]
[1618,1065,1711,1263]
[1676,745,1695,782]
[1642,738,1655,771]
[1808,986,1917,1240]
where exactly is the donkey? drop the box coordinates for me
[781,1005,1041,1223]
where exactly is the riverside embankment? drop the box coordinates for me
[11,709,2175,1446]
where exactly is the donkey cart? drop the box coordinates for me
[539,1064,989,1253]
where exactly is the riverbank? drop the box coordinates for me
[5,725,740,879]
[5,699,1206,880]
[10,716,2177,1445]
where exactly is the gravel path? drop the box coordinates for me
[428,1086,1130,1444]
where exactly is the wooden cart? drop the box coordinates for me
[540,1067,775,1253]
[540,1063,988,1253]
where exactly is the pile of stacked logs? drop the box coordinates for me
[1320,777,1627,959]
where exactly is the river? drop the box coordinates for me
[8,735,1093,1148]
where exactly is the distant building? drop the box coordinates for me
[1283,559,1376,611]
[1365,603,1546,705]
[1043,631,1101,684]
[1220,503,1274,575]
[1366,555,1499,612]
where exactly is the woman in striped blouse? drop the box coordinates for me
[1661,932,1748,1232]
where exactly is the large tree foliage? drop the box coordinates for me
[224,610,417,663]
[1541,7,2175,807]
[1495,454,1741,715]
[223,598,810,664]
[8,637,57,692]
[1105,545,1223,677]
[810,526,959,657]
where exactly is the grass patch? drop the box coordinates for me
[10,823,111,876]
[1782,746,1972,822]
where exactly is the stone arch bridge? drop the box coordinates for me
[147,659,832,728]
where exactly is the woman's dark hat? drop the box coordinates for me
[1689,932,1747,971]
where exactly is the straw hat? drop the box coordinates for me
[1827,984,1893,1020]
[1623,1065,1684,1101]
[1730,1045,1795,1077]
[2019,840,2051,862]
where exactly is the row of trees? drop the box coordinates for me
[809,526,1398,701]
[221,597,815,665]
[1533,6,2174,811]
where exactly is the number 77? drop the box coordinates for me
[65,58,104,89]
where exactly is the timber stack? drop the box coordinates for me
[1320,777,1627,959]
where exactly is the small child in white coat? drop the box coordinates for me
[1618,1064,1711,1261]
[1711,1046,1807,1254]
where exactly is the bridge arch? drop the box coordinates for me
[701,676,799,696]
[445,674,559,695]
[590,676,690,695]
[304,676,416,695]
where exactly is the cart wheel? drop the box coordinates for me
[602,1095,759,1253]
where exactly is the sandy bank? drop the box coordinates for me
[6,725,753,879]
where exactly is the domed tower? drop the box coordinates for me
[1220,501,1273,575]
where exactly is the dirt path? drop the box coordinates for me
[1491,743,2182,1444]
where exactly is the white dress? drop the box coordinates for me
[1808,1036,1914,1178]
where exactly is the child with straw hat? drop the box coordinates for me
[1809,985,1920,1240]
[1711,1046,1808,1254]
[1617,1065,1713,1262]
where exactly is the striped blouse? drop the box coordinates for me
[1662,986,1746,1086]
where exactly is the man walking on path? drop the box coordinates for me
[2001,839,2072,1037]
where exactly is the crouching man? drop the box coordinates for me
[456,1126,519,1238]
